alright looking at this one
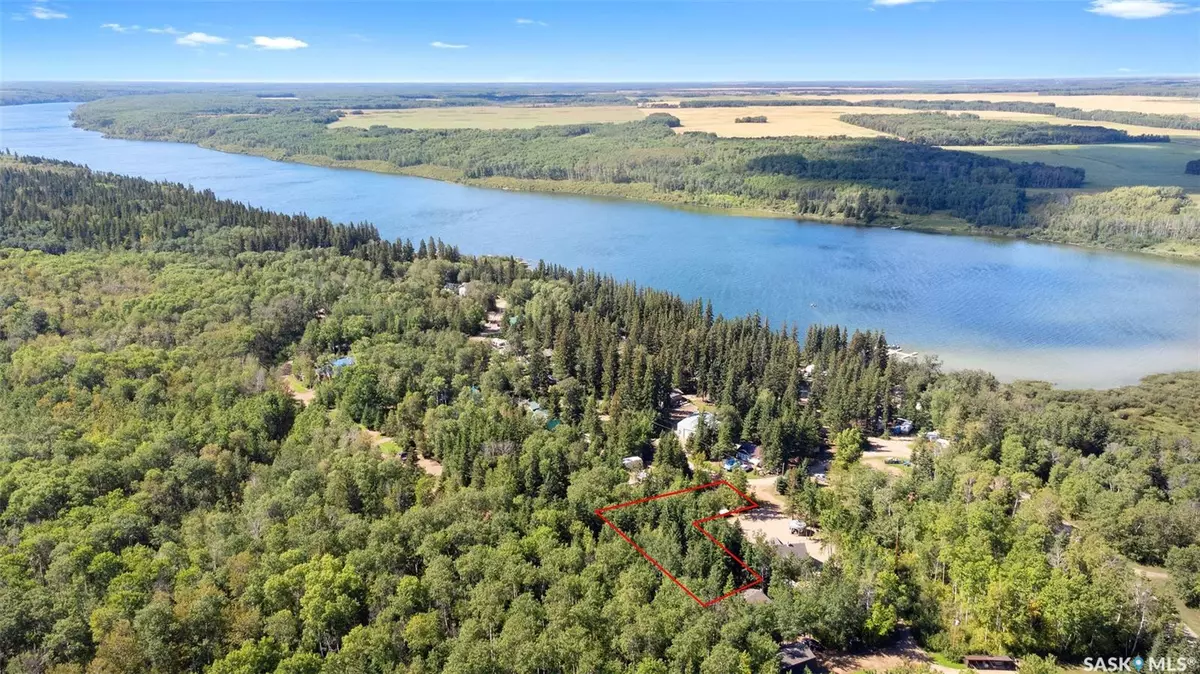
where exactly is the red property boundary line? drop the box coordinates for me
[595,479,764,607]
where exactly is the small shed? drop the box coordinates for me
[964,656,1018,671]
[741,588,772,605]
[621,456,644,471]
[778,641,817,672]
[668,388,686,408]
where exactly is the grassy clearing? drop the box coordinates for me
[329,105,645,129]
[960,139,1200,189]
[1130,561,1200,637]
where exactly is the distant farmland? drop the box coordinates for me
[328,105,645,130]
[962,139,1200,189]
[330,100,1200,142]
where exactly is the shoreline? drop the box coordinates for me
[68,117,1200,263]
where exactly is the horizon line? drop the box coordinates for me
[5,74,1199,86]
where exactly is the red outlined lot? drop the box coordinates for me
[595,480,764,607]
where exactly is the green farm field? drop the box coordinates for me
[962,139,1200,189]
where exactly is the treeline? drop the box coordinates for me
[1032,186,1200,251]
[735,116,769,123]
[72,94,1084,227]
[0,152,471,273]
[855,99,1200,132]
[838,112,1169,146]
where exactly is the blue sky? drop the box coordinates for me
[3,0,1198,82]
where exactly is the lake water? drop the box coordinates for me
[2,102,1198,388]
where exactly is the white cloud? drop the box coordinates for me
[29,4,67,19]
[431,41,467,49]
[176,31,227,46]
[516,18,548,26]
[252,35,308,50]
[146,26,181,34]
[101,22,139,32]
[872,0,936,5]
[1087,0,1190,18]
[1117,67,1138,72]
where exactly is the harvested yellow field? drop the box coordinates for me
[954,110,1200,139]
[329,105,645,129]
[327,100,1200,140]
[664,105,893,137]
[663,106,1200,139]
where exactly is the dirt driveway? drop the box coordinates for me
[818,627,958,674]
[740,476,833,563]
[361,427,443,476]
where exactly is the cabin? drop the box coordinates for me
[741,588,772,605]
[621,456,644,471]
[778,641,818,672]
[675,412,717,444]
[964,656,1018,671]
[522,400,550,421]
[771,537,817,565]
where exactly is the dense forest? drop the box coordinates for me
[838,113,1169,146]
[1032,186,1200,252]
[71,94,1085,228]
[2,155,1199,673]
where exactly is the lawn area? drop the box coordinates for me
[1129,561,1200,637]
[329,105,646,129]
[961,139,1200,189]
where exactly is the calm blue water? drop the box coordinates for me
[2,102,1197,387]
